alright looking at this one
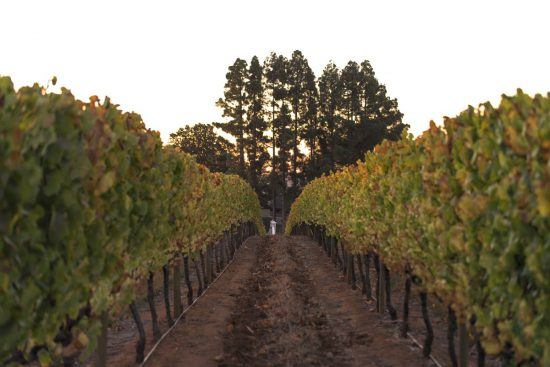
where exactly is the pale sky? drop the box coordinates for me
[2,0,549,143]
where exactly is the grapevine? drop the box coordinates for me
[287,90,550,364]
[0,77,264,364]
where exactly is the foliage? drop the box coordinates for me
[209,51,403,214]
[168,123,237,173]
[287,90,550,364]
[0,77,264,364]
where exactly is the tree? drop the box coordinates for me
[287,51,308,190]
[317,62,343,173]
[215,58,248,178]
[264,53,290,220]
[274,103,293,224]
[211,52,405,223]
[341,60,405,165]
[339,61,362,122]
[169,123,237,173]
[245,56,270,199]
[317,59,406,171]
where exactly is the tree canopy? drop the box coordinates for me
[169,123,237,174]
[171,51,406,218]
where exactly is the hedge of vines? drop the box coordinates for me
[0,77,264,364]
[287,90,549,365]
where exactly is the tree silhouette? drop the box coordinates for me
[172,51,405,220]
[215,58,248,178]
[169,123,237,173]
[264,53,290,220]
[245,56,270,199]
[318,61,343,172]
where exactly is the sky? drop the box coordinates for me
[2,0,549,143]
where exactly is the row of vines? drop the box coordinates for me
[287,90,549,365]
[0,77,264,366]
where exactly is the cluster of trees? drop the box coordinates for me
[169,50,406,218]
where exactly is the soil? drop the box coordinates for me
[218,235,432,367]
[88,235,495,367]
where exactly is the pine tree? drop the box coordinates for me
[317,62,343,172]
[340,60,405,165]
[211,52,405,215]
[359,60,404,135]
[274,103,292,225]
[339,61,362,124]
[288,50,309,190]
[215,58,248,178]
[264,53,290,220]
[300,67,319,181]
[245,56,269,200]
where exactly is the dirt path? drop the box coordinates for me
[219,236,432,367]
[144,235,434,367]
[145,236,260,367]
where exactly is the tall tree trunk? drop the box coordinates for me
[329,113,336,171]
[281,132,286,231]
[308,115,317,176]
[238,103,246,178]
[247,146,257,192]
[293,110,298,183]
[271,102,276,220]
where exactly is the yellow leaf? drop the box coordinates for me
[535,184,550,216]
[96,171,116,195]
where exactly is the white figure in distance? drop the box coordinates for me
[270,219,277,235]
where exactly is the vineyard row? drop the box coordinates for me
[287,91,549,365]
[0,77,264,366]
